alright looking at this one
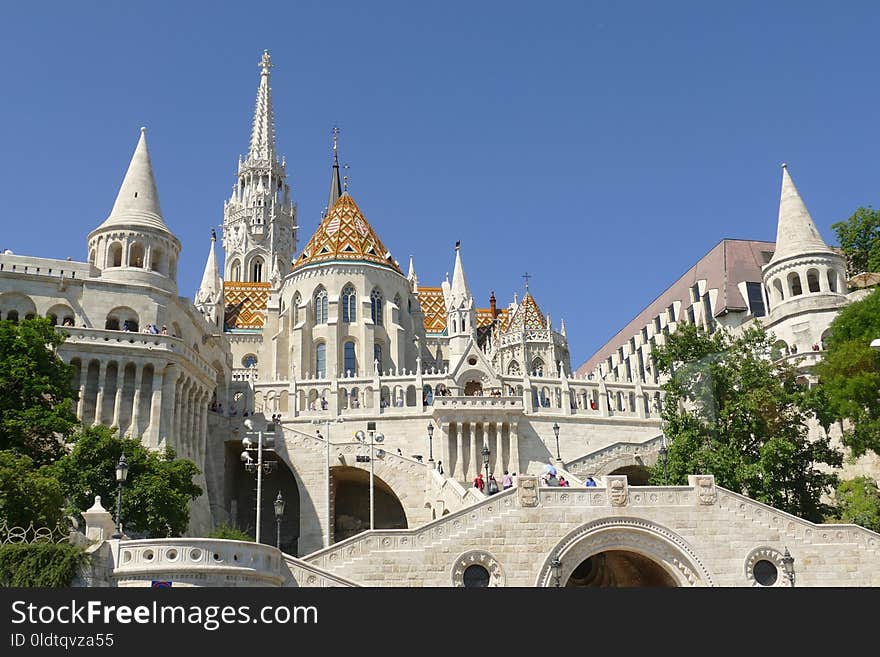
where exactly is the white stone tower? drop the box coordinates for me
[194,229,224,329]
[87,127,181,296]
[762,164,848,351]
[442,242,476,361]
[221,50,297,285]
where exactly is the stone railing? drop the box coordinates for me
[433,396,523,411]
[0,253,92,279]
[282,554,360,587]
[109,538,285,587]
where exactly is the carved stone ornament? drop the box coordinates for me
[695,475,717,505]
[607,476,628,506]
[451,551,505,587]
[517,476,540,507]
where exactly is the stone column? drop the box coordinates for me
[93,360,108,426]
[490,421,500,475]
[173,377,184,452]
[509,421,520,475]
[130,365,143,438]
[440,421,450,474]
[470,422,480,480]
[454,422,464,480]
[199,390,209,465]
[111,363,125,431]
[76,363,88,421]
[148,367,164,448]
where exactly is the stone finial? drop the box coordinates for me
[82,495,116,542]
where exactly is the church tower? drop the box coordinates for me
[762,164,848,352]
[194,229,224,329]
[221,50,297,290]
[442,242,476,361]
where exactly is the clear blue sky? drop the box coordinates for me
[1,1,877,368]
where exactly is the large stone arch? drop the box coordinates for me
[535,517,715,587]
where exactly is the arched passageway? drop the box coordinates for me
[607,465,651,485]
[331,466,407,542]
[564,550,677,587]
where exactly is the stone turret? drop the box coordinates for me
[442,242,476,360]
[87,127,181,294]
[194,229,224,328]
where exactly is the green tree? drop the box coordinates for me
[827,476,880,533]
[50,426,202,538]
[831,206,880,277]
[207,522,254,542]
[813,288,880,457]
[0,317,78,466]
[649,322,841,522]
[0,450,65,528]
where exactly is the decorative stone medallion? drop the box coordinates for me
[517,476,539,507]
[607,475,628,506]
[451,550,505,587]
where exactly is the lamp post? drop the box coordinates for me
[273,491,285,549]
[356,423,384,530]
[482,443,490,487]
[427,422,434,464]
[241,417,276,544]
[550,553,562,588]
[781,546,795,587]
[112,454,129,539]
[552,422,561,463]
[659,433,668,486]
[314,417,343,548]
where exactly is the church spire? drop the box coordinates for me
[769,163,833,264]
[247,50,277,165]
[195,229,223,326]
[97,127,170,233]
[407,254,418,291]
[326,126,342,214]
[448,241,472,309]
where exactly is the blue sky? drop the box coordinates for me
[1,1,877,367]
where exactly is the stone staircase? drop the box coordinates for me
[565,434,663,478]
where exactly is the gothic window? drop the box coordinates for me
[370,288,384,326]
[251,257,264,283]
[314,287,328,324]
[242,354,258,368]
[341,285,356,323]
[230,259,241,282]
[292,292,301,325]
[315,343,327,378]
[393,293,402,311]
[531,358,544,377]
[88,250,96,266]
[507,361,520,375]
[344,341,357,376]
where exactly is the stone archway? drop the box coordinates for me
[607,464,651,486]
[536,517,715,587]
[464,380,483,396]
[330,466,408,542]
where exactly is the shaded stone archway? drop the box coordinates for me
[607,464,651,486]
[331,466,407,542]
[565,550,676,587]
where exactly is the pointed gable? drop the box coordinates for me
[293,194,402,273]
[506,292,546,333]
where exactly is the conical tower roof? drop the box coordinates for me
[447,242,472,309]
[292,194,401,273]
[506,291,546,333]
[95,128,171,234]
[195,231,221,305]
[769,164,833,264]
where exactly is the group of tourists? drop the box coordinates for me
[473,470,516,495]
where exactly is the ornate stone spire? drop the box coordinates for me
[195,229,223,325]
[97,127,170,233]
[326,126,342,214]
[247,50,276,165]
[769,164,834,264]
[448,241,472,310]
[407,255,418,291]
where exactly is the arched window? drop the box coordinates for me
[242,354,258,368]
[507,361,521,375]
[374,343,382,369]
[88,250,96,266]
[151,248,163,273]
[316,343,326,378]
[129,243,145,268]
[344,341,357,376]
[108,242,123,267]
[827,270,838,293]
[393,293,402,311]
[531,358,544,377]
[370,289,384,326]
[788,272,803,297]
[230,259,241,282]
[292,292,301,325]
[6,310,19,323]
[341,285,356,323]
[251,257,264,283]
[807,269,820,293]
[772,278,784,303]
[314,288,328,324]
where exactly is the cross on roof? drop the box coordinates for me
[522,272,532,291]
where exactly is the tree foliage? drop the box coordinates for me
[50,426,202,538]
[207,522,254,542]
[831,206,880,277]
[827,476,880,533]
[813,288,880,457]
[0,543,88,587]
[0,317,77,466]
[0,450,65,528]
[649,322,841,522]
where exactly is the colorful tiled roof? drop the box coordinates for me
[506,292,545,332]
[476,307,508,329]
[292,194,401,273]
[224,281,271,329]
[418,287,447,333]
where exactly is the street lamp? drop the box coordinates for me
[552,422,561,463]
[314,416,343,548]
[427,422,434,464]
[273,491,285,549]
[356,423,384,530]
[112,454,129,539]
[241,417,277,544]
[550,553,562,588]
[481,443,490,486]
[659,433,668,486]
[781,546,795,587]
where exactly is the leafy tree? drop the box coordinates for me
[0,543,88,587]
[649,322,841,522]
[813,288,880,457]
[827,476,880,533]
[0,317,78,466]
[207,522,254,542]
[831,206,880,277]
[50,426,202,538]
[0,450,65,528]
